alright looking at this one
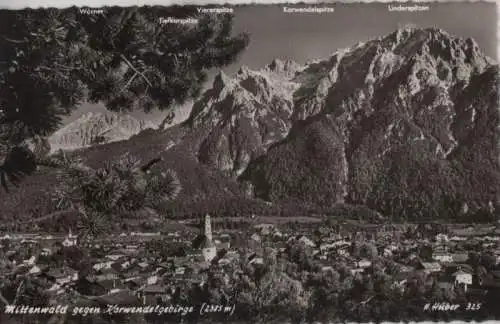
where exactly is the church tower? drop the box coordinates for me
[204,214,212,242]
[200,214,216,262]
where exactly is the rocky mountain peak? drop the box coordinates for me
[185,58,302,176]
[183,28,498,220]
[264,58,302,77]
[213,70,235,92]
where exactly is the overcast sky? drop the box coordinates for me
[1,2,497,125]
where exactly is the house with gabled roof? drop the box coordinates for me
[44,267,79,285]
[451,253,469,263]
[453,269,472,292]
[392,272,409,292]
[432,251,453,263]
[353,258,369,268]
[418,262,442,274]
[138,285,172,304]
[94,289,139,306]
[297,235,316,248]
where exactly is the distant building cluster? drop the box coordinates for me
[0,219,499,320]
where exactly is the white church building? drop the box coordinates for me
[192,214,217,262]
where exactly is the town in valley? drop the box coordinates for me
[1,215,499,322]
[0,2,498,323]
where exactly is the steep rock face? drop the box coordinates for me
[49,112,154,152]
[241,114,348,207]
[1,28,497,222]
[326,28,497,218]
[190,27,498,220]
[185,59,302,176]
[447,65,500,207]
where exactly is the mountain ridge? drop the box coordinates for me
[49,111,155,152]
[0,27,498,223]
[183,27,499,220]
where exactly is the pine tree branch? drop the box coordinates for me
[35,157,68,168]
[140,157,163,173]
[37,64,83,73]
[12,280,25,305]
[0,291,10,305]
[120,71,138,93]
[2,37,28,44]
[119,54,153,87]
[54,63,83,70]
[36,157,93,174]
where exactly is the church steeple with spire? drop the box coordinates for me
[204,214,212,242]
[197,214,216,262]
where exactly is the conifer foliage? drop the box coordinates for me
[0,6,249,191]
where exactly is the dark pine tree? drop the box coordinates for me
[0,6,249,191]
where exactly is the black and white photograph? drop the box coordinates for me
[0,1,499,323]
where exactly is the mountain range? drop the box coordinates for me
[49,112,155,152]
[2,27,499,223]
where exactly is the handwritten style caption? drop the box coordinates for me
[4,303,236,317]
[423,302,482,312]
